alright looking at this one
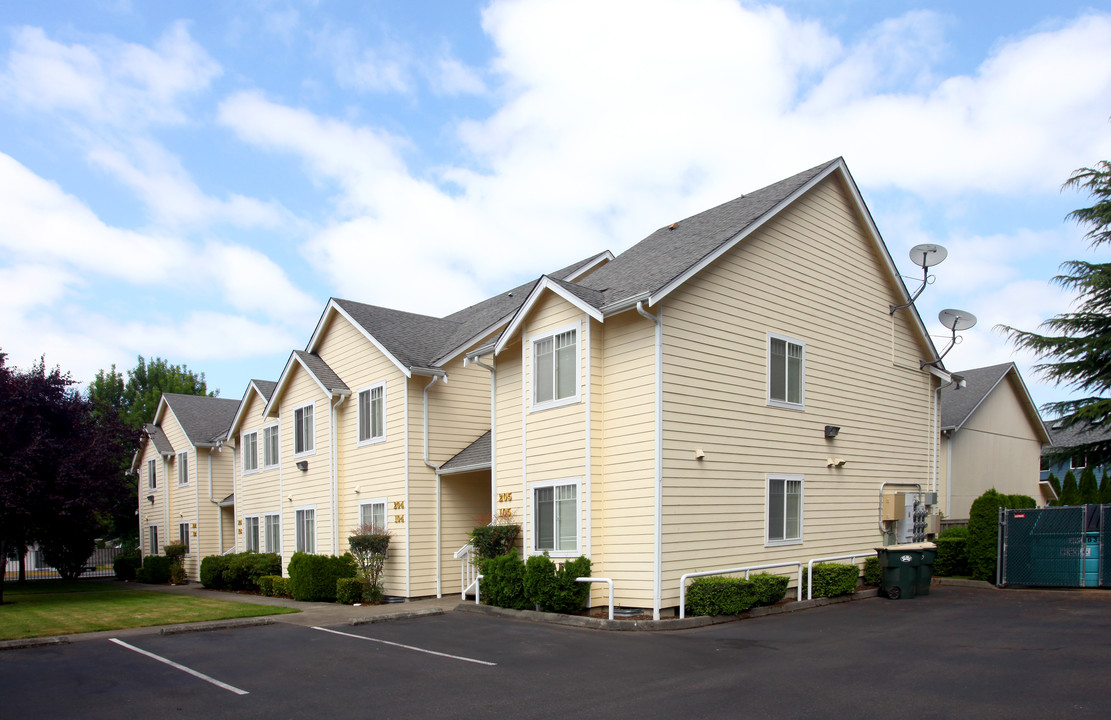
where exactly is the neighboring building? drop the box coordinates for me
[134,394,240,580]
[938,362,1052,523]
[142,157,958,616]
[1041,420,1111,485]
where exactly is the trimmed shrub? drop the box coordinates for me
[934,536,969,576]
[479,552,529,610]
[200,555,230,589]
[750,572,790,605]
[547,556,593,614]
[806,563,859,598]
[523,554,558,609]
[337,577,367,605]
[967,489,1037,581]
[113,552,141,581]
[136,555,172,584]
[470,523,521,561]
[862,557,881,587]
[270,576,291,598]
[686,577,758,616]
[258,575,279,596]
[287,552,356,602]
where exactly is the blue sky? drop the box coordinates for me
[2,1,1110,416]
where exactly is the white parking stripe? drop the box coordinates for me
[109,638,250,695]
[311,626,497,666]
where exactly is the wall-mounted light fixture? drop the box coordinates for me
[296,460,309,472]
[824,425,840,439]
[826,458,847,468]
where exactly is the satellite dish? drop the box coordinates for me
[909,244,947,268]
[938,309,977,332]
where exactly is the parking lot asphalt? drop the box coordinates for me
[3,584,1109,719]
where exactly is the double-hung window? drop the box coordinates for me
[767,474,803,545]
[358,384,385,444]
[533,324,579,409]
[243,431,259,473]
[177,451,189,485]
[359,499,387,532]
[149,526,159,556]
[179,522,191,554]
[768,333,805,409]
[295,507,316,553]
[262,424,280,469]
[147,458,157,490]
[264,513,281,554]
[294,404,315,456]
[533,479,579,556]
[244,516,260,552]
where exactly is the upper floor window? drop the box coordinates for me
[177,451,189,485]
[147,458,157,490]
[262,424,280,469]
[294,404,315,456]
[358,384,385,444]
[243,431,259,473]
[532,324,580,410]
[768,333,805,409]
[1071,455,1087,471]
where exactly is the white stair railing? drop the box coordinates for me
[454,543,480,600]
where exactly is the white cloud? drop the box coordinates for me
[203,243,319,324]
[1,22,220,127]
[317,28,410,93]
[433,57,486,96]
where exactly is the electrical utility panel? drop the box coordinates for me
[883,492,937,542]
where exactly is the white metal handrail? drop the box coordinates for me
[806,552,877,600]
[454,543,478,600]
[679,561,803,619]
[576,577,614,620]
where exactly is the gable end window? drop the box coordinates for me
[768,334,805,409]
[532,324,580,410]
[243,431,259,473]
[358,384,385,444]
[262,424,280,469]
[177,451,189,485]
[767,474,803,546]
[147,458,157,490]
[294,404,315,456]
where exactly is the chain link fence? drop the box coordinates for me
[1000,505,1104,588]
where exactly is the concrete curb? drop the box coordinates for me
[0,636,69,652]
[931,577,996,589]
[159,617,276,635]
[349,608,445,626]
[454,588,880,632]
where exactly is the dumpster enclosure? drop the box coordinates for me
[998,505,1110,588]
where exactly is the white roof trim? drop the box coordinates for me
[433,316,512,367]
[564,250,614,282]
[494,276,604,355]
[307,300,413,379]
[226,380,270,441]
[262,352,338,418]
[948,364,1050,443]
[437,461,492,476]
[646,159,941,367]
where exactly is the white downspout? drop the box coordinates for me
[637,301,663,621]
[584,315,592,559]
[162,455,170,554]
[208,449,220,556]
[331,394,346,556]
[231,444,239,553]
[424,375,441,597]
[468,355,497,517]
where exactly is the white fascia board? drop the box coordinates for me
[226,381,265,441]
[434,317,511,367]
[263,352,314,418]
[309,300,412,379]
[494,277,603,356]
[564,250,615,282]
[152,394,171,426]
[437,461,492,476]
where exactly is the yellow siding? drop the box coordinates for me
[233,389,284,560]
[440,470,491,595]
[658,174,937,607]
[946,373,1045,520]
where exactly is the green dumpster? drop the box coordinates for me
[875,545,923,600]
[915,542,937,596]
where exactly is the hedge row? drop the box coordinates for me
[801,563,860,599]
[258,575,291,598]
[287,552,356,602]
[685,572,790,616]
[478,553,592,614]
[200,552,282,591]
[135,555,172,584]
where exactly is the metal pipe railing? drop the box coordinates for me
[806,552,877,600]
[575,577,614,620]
[679,562,803,619]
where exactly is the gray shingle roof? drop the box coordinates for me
[162,394,241,446]
[293,351,349,394]
[142,423,175,455]
[578,159,840,305]
[438,431,491,474]
[1045,420,1111,452]
[252,379,276,401]
[940,363,1014,430]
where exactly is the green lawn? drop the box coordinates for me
[0,580,298,640]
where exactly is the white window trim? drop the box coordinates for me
[766,332,806,411]
[179,521,191,556]
[295,505,317,554]
[244,514,261,552]
[358,497,389,532]
[529,321,582,413]
[177,451,190,486]
[1070,455,1087,471]
[242,430,259,475]
[147,458,158,491]
[529,477,582,558]
[148,525,160,556]
[263,512,282,554]
[261,422,280,470]
[293,402,316,458]
[765,473,804,547]
[356,382,387,447]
